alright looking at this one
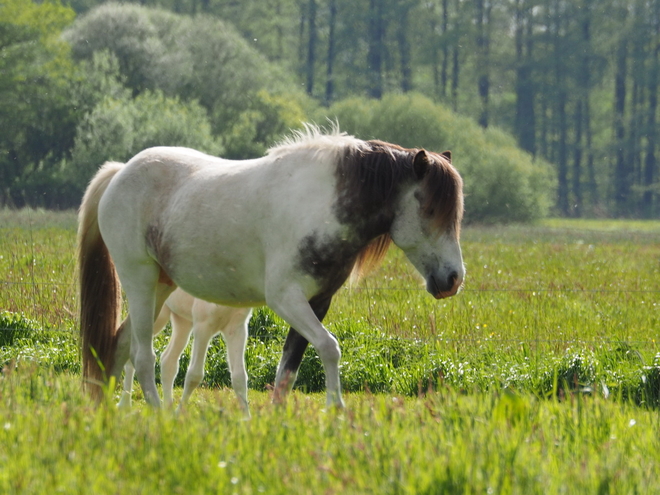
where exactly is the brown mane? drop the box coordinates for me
[337,139,464,280]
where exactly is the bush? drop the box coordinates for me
[0,311,39,347]
[66,89,222,191]
[64,3,305,141]
[317,93,555,224]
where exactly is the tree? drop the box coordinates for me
[613,10,629,215]
[305,0,318,95]
[513,0,536,155]
[0,0,76,207]
[641,0,659,217]
[367,0,386,98]
[324,0,338,105]
[475,0,492,128]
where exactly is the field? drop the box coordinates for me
[1,209,660,493]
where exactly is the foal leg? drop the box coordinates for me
[161,312,193,408]
[179,319,216,410]
[222,309,252,417]
[118,360,136,409]
[268,287,344,408]
[274,295,332,402]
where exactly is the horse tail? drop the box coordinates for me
[77,161,124,401]
[350,233,392,283]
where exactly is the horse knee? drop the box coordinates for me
[316,336,341,365]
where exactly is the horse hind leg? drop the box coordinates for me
[122,264,175,407]
[118,302,173,409]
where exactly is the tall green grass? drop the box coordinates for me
[1,210,659,403]
[1,366,660,494]
[2,210,660,492]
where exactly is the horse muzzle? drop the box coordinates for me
[426,270,462,299]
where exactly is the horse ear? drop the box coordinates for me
[413,150,429,180]
[441,150,452,163]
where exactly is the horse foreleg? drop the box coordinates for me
[268,287,344,408]
[274,295,332,403]
[222,309,252,418]
[161,312,192,408]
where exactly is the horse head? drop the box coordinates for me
[390,149,465,299]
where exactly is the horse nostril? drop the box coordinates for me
[448,271,458,287]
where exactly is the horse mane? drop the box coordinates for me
[268,122,366,158]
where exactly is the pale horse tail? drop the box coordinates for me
[77,161,125,401]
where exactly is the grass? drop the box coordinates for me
[2,367,660,494]
[1,209,660,493]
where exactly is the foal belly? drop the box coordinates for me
[170,263,266,307]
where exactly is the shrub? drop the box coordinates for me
[317,93,555,224]
[66,89,222,191]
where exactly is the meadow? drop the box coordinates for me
[1,209,659,493]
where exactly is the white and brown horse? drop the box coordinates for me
[78,126,464,408]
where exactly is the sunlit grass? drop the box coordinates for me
[2,211,660,492]
[1,366,660,494]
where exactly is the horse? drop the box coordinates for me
[78,125,465,408]
[117,288,252,414]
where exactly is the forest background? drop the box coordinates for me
[1,0,659,221]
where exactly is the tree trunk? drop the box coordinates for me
[614,35,629,215]
[305,0,317,96]
[572,99,583,217]
[397,3,413,92]
[553,0,569,215]
[368,0,385,99]
[571,0,594,217]
[441,0,449,98]
[451,0,461,111]
[475,0,491,128]
[324,0,337,106]
[514,0,536,155]
[643,9,659,217]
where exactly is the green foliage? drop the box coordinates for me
[319,93,555,223]
[0,311,39,347]
[66,90,222,190]
[0,0,78,207]
[64,3,304,138]
[222,90,307,159]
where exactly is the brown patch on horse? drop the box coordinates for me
[146,224,176,285]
